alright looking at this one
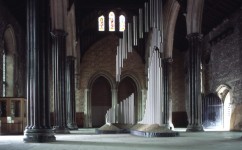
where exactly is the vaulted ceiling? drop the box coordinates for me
[1,0,242,57]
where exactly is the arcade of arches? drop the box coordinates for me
[0,0,242,144]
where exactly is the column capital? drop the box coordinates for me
[85,88,90,92]
[111,88,118,91]
[162,57,173,63]
[66,56,76,61]
[186,33,203,41]
[51,29,67,37]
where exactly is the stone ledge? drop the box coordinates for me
[130,124,179,137]
[96,123,180,137]
[96,123,131,134]
[130,130,179,137]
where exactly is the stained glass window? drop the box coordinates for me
[98,15,105,31]
[119,15,125,32]
[109,12,115,31]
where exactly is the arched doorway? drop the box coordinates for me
[118,76,137,122]
[91,76,112,127]
[217,85,232,130]
[202,85,232,131]
[202,93,223,129]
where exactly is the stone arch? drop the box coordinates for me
[216,84,231,102]
[84,70,116,127]
[163,0,181,58]
[119,71,143,121]
[186,0,204,34]
[88,70,116,89]
[216,84,232,130]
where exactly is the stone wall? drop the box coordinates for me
[0,2,26,97]
[204,9,242,130]
[171,48,186,112]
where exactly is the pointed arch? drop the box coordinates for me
[91,76,111,127]
[186,0,204,34]
[88,71,116,89]
[216,84,232,130]
[119,15,125,32]
[119,72,143,121]
[109,11,115,31]
[98,15,105,31]
[85,71,116,127]
[163,0,181,58]
[2,25,16,97]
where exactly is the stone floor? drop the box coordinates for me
[0,128,242,150]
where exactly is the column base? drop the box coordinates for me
[23,128,56,143]
[164,123,174,130]
[67,123,78,130]
[53,126,70,134]
[186,124,204,132]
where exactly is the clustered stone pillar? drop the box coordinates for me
[162,58,173,129]
[23,0,56,142]
[51,30,70,134]
[186,33,204,132]
[66,56,78,130]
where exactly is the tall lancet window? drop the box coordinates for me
[109,11,115,31]
[2,44,6,97]
[119,15,125,32]
[98,15,105,31]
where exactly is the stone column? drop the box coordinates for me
[84,88,92,127]
[66,56,78,130]
[23,0,56,142]
[162,58,174,129]
[51,30,70,134]
[186,33,204,132]
[141,89,147,120]
[111,89,117,122]
[111,89,118,107]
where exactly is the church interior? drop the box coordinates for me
[0,0,242,149]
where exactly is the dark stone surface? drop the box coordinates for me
[130,130,180,137]
[186,124,204,132]
[23,129,56,143]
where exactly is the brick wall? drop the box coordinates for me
[76,33,146,113]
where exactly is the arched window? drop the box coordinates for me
[2,26,16,97]
[119,15,125,32]
[2,42,6,97]
[98,15,105,31]
[109,11,115,31]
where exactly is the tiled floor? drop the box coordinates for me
[0,128,242,150]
